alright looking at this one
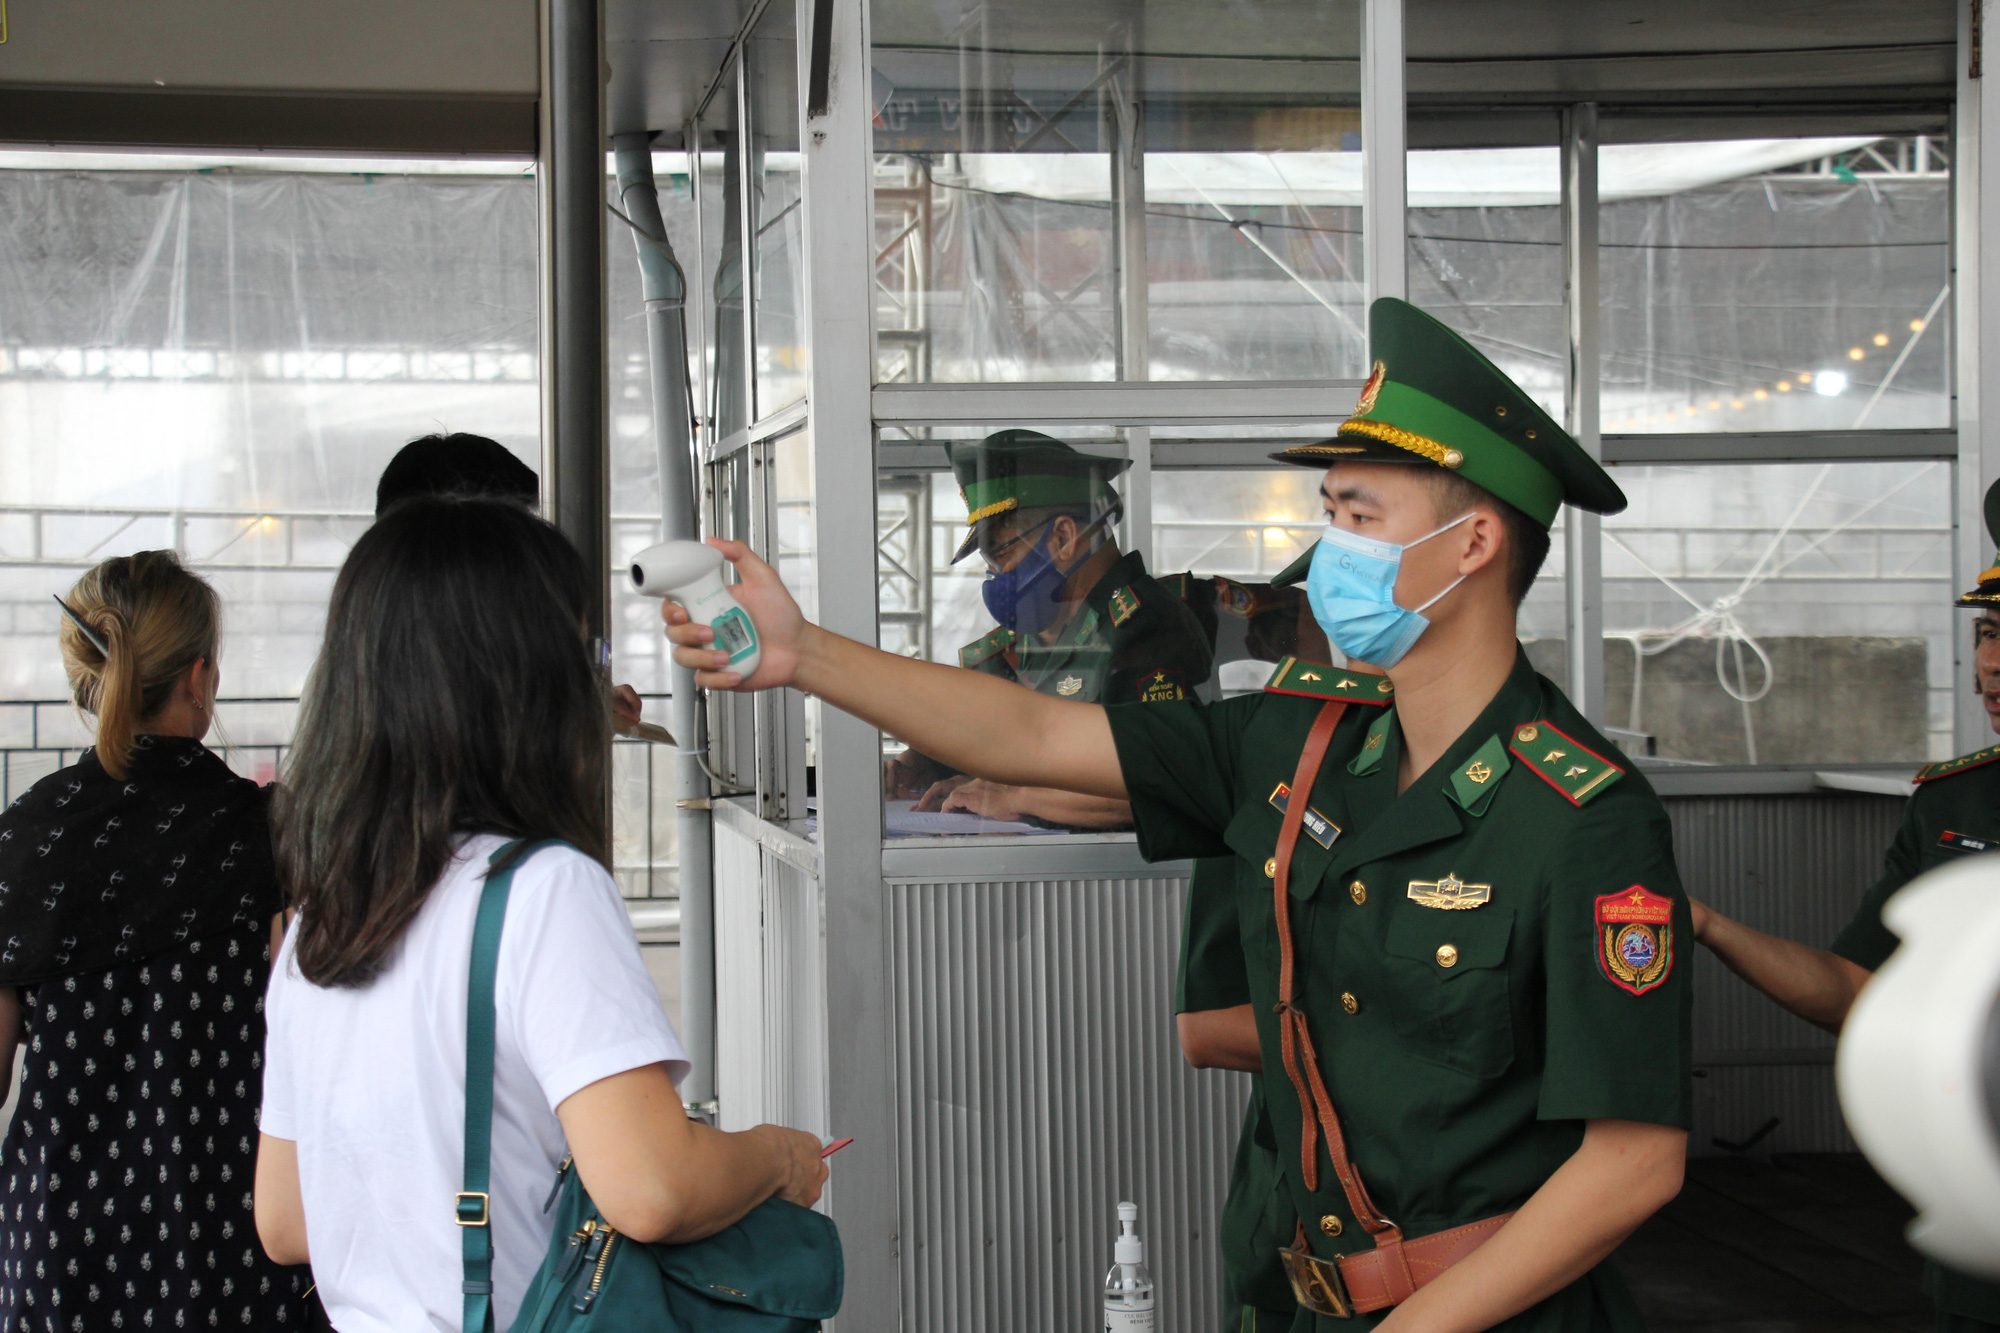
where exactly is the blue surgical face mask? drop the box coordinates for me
[1304,513,1474,668]
[981,519,1104,636]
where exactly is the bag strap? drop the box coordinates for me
[1270,702,1401,1247]
[462,838,558,1333]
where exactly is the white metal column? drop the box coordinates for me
[1957,0,1998,751]
[797,0,898,1327]
[1562,103,1606,724]
[1361,0,1406,306]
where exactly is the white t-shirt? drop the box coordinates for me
[261,834,687,1333]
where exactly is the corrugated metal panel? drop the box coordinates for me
[712,821,830,1136]
[762,849,828,1137]
[1661,792,1906,1155]
[714,821,765,1130]
[889,874,1242,1333]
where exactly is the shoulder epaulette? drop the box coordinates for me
[959,627,1017,668]
[1914,742,2000,783]
[1261,656,1395,706]
[1156,572,1190,600]
[1507,720,1623,806]
[1107,584,1142,627]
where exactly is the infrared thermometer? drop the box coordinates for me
[629,540,762,678]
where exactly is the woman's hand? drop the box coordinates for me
[754,1124,830,1208]
[914,774,973,812]
[662,540,808,691]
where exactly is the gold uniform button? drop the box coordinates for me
[1437,944,1459,969]
[1264,857,1278,879]
[1349,880,1367,906]
[1340,992,1359,1015]
[1319,1214,1344,1237]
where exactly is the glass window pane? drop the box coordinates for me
[749,6,806,417]
[704,75,749,439]
[0,156,539,797]
[1603,462,1952,765]
[1408,149,1566,422]
[1600,135,1950,434]
[869,0,1364,384]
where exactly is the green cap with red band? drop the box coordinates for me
[1269,297,1626,529]
[948,429,1129,564]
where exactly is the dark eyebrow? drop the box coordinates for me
[1320,481,1381,507]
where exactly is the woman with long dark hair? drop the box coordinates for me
[254,497,823,1332]
[0,551,310,1330]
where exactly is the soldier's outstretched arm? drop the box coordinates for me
[663,540,1127,799]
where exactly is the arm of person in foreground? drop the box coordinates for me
[1375,1119,1686,1333]
[666,540,1126,798]
[556,1064,826,1243]
[253,1135,309,1264]
[1177,1004,1262,1073]
[1690,898,1871,1033]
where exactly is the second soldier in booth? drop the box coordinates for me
[884,429,1213,829]
[1693,478,2000,1333]
[668,297,1694,1332]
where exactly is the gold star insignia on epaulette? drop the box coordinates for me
[1300,670,1322,681]
[1509,720,1624,807]
[1914,741,2000,783]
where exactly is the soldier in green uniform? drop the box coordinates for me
[1691,480,2000,1333]
[667,297,1693,1331]
[885,428,1213,828]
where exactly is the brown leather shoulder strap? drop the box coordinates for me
[1272,700,1399,1245]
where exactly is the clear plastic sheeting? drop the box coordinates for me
[1601,147,1950,434]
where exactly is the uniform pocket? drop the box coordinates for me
[1382,906,1516,1079]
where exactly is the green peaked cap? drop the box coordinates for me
[1270,297,1626,528]
[948,428,1129,564]
[1956,478,2000,607]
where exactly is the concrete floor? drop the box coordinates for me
[1618,1153,1931,1332]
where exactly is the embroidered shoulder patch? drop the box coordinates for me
[1216,576,1260,620]
[1108,586,1141,626]
[1914,742,2000,783]
[958,627,1016,668]
[1138,668,1186,703]
[1596,886,1675,995]
[1262,656,1395,705]
[1508,720,1623,806]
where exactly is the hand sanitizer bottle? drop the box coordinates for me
[628,540,761,677]
[1102,1201,1155,1332]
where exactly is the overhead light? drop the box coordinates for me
[1873,333,1891,346]
[1849,347,1867,360]
[1815,370,1849,396]
[1911,318,1928,332]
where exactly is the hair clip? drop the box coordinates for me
[51,596,111,657]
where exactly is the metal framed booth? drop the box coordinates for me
[613,3,1993,1330]
[1,0,1996,1329]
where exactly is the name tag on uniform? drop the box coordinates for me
[1938,829,1997,853]
[1269,783,1341,848]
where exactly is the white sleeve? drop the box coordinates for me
[495,848,689,1112]
[257,922,300,1140]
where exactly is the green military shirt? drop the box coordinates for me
[959,549,1213,705]
[1830,744,2000,1328]
[1178,857,1300,1332]
[1110,648,1693,1332]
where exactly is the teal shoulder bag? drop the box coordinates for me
[460,839,843,1332]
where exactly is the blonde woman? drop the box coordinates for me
[0,552,308,1329]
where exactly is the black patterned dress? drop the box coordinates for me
[0,738,310,1331]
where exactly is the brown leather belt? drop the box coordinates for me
[1270,700,1514,1318]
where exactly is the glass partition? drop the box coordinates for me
[748,3,807,418]
[1599,135,1950,434]
[1601,461,1952,764]
[869,0,1365,384]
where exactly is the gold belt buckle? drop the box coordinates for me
[1280,1246,1354,1318]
